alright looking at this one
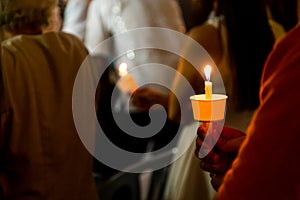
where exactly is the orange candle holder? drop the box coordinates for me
[190,94,227,121]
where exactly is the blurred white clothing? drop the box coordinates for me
[85,0,186,112]
[62,0,91,40]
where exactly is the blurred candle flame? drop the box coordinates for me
[118,62,128,77]
[117,62,138,94]
[204,65,212,81]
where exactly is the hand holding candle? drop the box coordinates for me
[117,62,138,94]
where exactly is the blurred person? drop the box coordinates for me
[132,0,299,124]
[132,0,276,128]
[298,0,300,19]
[266,0,298,32]
[265,0,298,40]
[62,0,91,40]
[195,21,300,199]
[43,0,66,32]
[0,0,99,199]
[131,0,273,199]
[160,0,275,199]
[177,0,213,31]
[58,0,67,21]
[84,0,186,154]
[168,0,275,125]
[84,0,186,199]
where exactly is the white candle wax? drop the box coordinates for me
[204,65,213,99]
[205,81,212,99]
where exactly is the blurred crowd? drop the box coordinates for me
[1,0,300,199]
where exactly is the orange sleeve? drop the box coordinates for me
[218,24,300,200]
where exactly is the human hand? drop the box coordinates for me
[195,122,246,190]
[209,173,225,191]
[131,87,168,111]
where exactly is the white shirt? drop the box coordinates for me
[62,0,91,40]
[85,0,186,112]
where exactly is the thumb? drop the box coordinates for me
[217,136,246,153]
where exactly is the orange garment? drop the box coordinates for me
[0,32,99,200]
[218,23,300,199]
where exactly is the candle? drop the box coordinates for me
[204,65,212,99]
[118,62,129,77]
[190,64,228,121]
[117,62,138,94]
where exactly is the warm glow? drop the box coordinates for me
[204,65,212,81]
[118,62,128,77]
[116,62,138,94]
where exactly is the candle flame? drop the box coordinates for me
[204,65,212,81]
[118,62,128,77]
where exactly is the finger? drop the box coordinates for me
[221,126,246,139]
[204,124,245,144]
[204,123,223,144]
[209,172,216,178]
[195,141,219,164]
[216,136,246,152]
[200,161,228,174]
[197,123,208,140]
[202,151,219,164]
[132,87,149,94]
[211,173,225,191]
[195,136,206,149]
[198,122,225,144]
[195,137,213,156]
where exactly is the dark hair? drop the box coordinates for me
[217,0,275,110]
[0,0,57,32]
[266,0,298,31]
[0,9,49,32]
[178,0,214,31]
[58,0,67,21]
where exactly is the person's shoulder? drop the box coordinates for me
[266,23,300,69]
[53,31,82,43]
[188,23,218,42]
[2,35,20,45]
[262,23,300,85]
[273,23,300,51]
[187,23,222,64]
[1,34,30,53]
[268,19,286,41]
[50,31,88,52]
[284,22,300,38]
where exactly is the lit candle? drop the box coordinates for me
[118,62,129,77]
[117,62,138,94]
[204,65,212,99]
